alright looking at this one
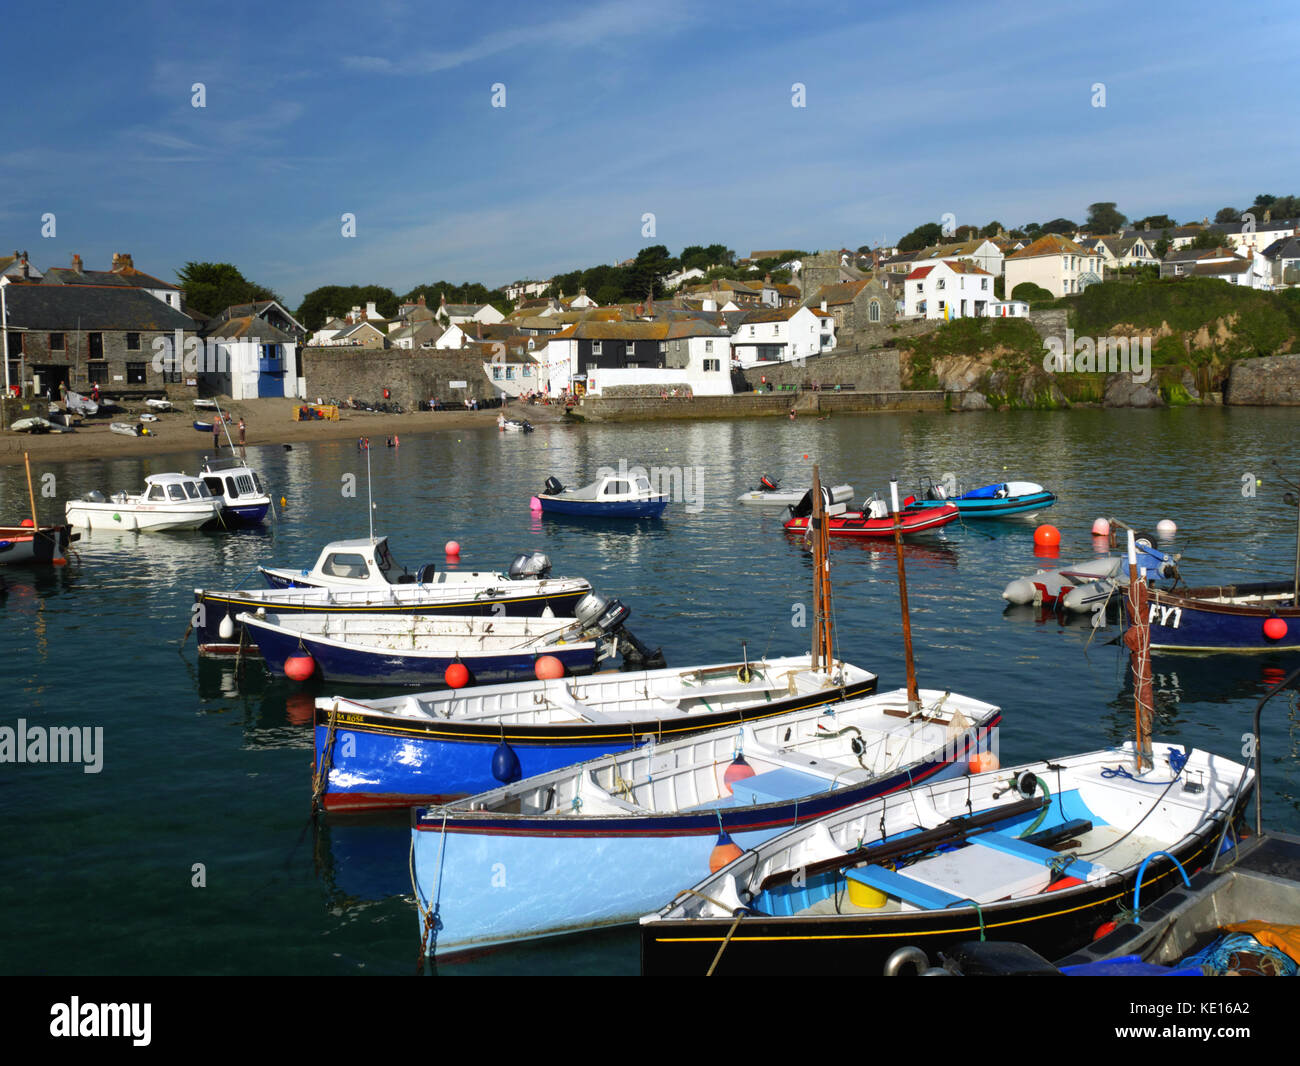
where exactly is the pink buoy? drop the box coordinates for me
[445,540,460,557]
[529,496,542,512]
[1091,518,1110,536]
[534,655,565,680]
[1264,617,1288,641]
[1034,524,1060,547]
[284,654,316,681]
[1157,519,1177,538]
[722,753,757,795]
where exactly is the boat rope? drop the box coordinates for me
[943,897,986,941]
[311,701,341,812]
[412,812,449,973]
[235,622,250,681]
[1075,770,1182,861]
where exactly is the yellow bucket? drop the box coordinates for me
[847,878,888,909]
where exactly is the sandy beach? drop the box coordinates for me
[0,397,567,467]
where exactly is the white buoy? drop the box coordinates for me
[1157,519,1177,538]
[1091,518,1110,536]
[218,615,235,640]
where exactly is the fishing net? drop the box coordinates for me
[1180,932,1299,976]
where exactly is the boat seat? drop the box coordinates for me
[844,865,965,910]
[967,833,1097,880]
[729,767,831,806]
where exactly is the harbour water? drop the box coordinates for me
[2,407,1298,976]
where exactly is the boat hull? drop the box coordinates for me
[249,619,603,686]
[0,525,74,566]
[66,501,220,532]
[1126,581,1300,651]
[539,497,668,518]
[784,505,959,538]
[314,672,880,810]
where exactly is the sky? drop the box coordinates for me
[3,0,1298,308]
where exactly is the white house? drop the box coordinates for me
[904,260,996,319]
[1004,235,1102,298]
[436,294,505,326]
[730,306,835,366]
[200,317,303,399]
[910,238,1004,277]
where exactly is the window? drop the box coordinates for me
[868,300,880,322]
[938,301,946,312]
[704,340,713,353]
[592,341,602,355]
[749,326,756,336]
[126,363,147,384]
[147,485,166,501]
[937,279,946,290]
[658,342,666,354]
[50,333,65,351]
[167,484,185,501]
[703,359,720,371]
[321,553,370,580]
[981,279,988,290]
[163,365,182,384]
[88,333,104,359]
[88,364,109,385]
[126,332,140,350]
[184,482,200,499]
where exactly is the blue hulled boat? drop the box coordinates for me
[908,478,1056,519]
[200,456,271,526]
[1126,581,1300,651]
[410,687,1000,960]
[238,609,618,685]
[536,473,668,518]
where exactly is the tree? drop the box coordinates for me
[296,285,399,331]
[1011,282,1054,302]
[177,262,280,318]
[1132,213,1177,231]
[1086,202,1126,234]
[897,222,943,252]
[1214,207,1240,224]
[1188,229,1228,251]
[1039,218,1079,235]
[980,221,1004,238]
[1153,238,1171,259]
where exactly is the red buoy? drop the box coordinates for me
[722,753,757,795]
[20,518,34,528]
[1093,921,1117,940]
[534,655,564,680]
[968,751,1000,774]
[284,654,316,681]
[1034,524,1061,547]
[1264,617,1288,641]
[445,662,470,688]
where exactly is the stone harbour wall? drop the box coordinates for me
[302,347,498,408]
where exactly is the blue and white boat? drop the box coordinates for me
[313,655,879,812]
[909,478,1056,519]
[409,686,1000,960]
[199,456,271,526]
[237,609,620,686]
[194,544,595,656]
[536,473,668,518]
[1126,581,1300,652]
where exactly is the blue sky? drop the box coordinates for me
[3,0,1297,307]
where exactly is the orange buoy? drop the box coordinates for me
[1033,524,1060,547]
[534,655,565,680]
[20,518,34,528]
[284,654,316,681]
[968,751,1000,774]
[1264,617,1288,641]
[709,830,744,872]
[722,753,757,795]
[445,662,470,688]
[1093,920,1117,940]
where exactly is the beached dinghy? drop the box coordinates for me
[536,473,668,518]
[638,741,1251,976]
[908,477,1056,519]
[1002,541,1177,610]
[409,687,1000,960]
[110,421,152,436]
[64,390,99,417]
[239,607,623,686]
[737,476,853,507]
[66,473,222,532]
[145,398,172,411]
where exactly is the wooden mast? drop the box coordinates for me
[23,451,39,530]
[1124,529,1154,772]
[890,479,920,713]
[809,465,834,674]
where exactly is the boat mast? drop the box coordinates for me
[890,479,920,714]
[1124,529,1154,773]
[810,465,832,672]
[366,441,375,544]
[23,451,38,528]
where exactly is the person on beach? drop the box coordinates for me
[212,416,222,450]
[789,407,796,420]
[238,418,246,446]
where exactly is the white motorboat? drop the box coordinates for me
[497,414,534,432]
[145,398,173,411]
[738,477,852,506]
[65,473,223,532]
[200,456,271,526]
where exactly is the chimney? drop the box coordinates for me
[821,299,828,313]
[764,273,771,284]
[72,253,83,274]
[366,300,378,319]
[417,294,426,307]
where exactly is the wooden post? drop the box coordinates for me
[810,465,823,672]
[23,451,38,529]
[1124,530,1154,773]
[890,479,920,712]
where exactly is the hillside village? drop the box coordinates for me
[2,207,1299,416]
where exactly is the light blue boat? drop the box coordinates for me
[908,478,1056,519]
[410,687,1001,960]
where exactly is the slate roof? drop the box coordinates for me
[1,284,199,331]
[1208,217,1300,237]
[43,266,181,291]
[202,316,296,345]
[809,280,873,305]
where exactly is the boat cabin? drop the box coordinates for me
[201,456,267,505]
[141,473,216,504]
[304,537,429,587]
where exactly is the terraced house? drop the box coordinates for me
[1004,234,1102,297]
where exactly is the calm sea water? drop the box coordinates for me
[2,407,1298,976]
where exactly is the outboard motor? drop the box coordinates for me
[543,476,564,496]
[508,551,553,580]
[574,592,610,629]
[413,563,438,583]
[760,475,779,492]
